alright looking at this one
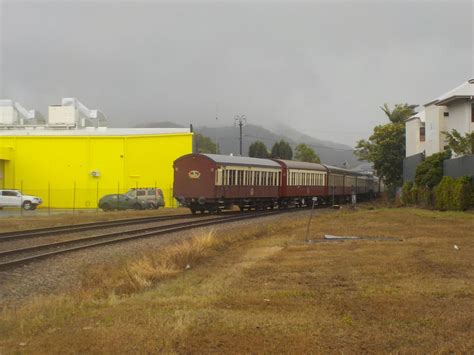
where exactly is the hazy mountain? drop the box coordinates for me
[134,121,186,129]
[136,122,361,167]
[199,124,360,167]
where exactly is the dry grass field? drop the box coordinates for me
[1,206,473,353]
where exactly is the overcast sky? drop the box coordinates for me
[1,0,473,145]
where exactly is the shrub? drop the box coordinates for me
[434,176,454,210]
[411,186,419,205]
[434,176,471,211]
[415,151,451,188]
[417,186,433,209]
[401,181,414,205]
[451,176,472,211]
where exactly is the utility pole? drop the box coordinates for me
[234,115,247,156]
[215,102,219,154]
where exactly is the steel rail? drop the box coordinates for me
[0,209,289,270]
[0,212,236,242]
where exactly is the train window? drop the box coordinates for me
[215,168,223,186]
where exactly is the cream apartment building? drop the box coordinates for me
[404,79,474,181]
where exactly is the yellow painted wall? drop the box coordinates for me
[0,133,192,208]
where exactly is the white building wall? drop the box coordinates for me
[406,118,425,157]
[424,105,447,156]
[445,101,472,135]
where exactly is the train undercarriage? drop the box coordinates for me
[180,192,376,214]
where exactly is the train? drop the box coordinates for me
[173,153,381,214]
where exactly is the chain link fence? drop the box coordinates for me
[0,180,178,216]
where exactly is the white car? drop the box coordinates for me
[0,190,43,210]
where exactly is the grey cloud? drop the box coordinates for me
[1,0,473,145]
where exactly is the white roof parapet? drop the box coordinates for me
[406,109,426,123]
[425,79,474,107]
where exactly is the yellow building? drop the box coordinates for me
[0,128,193,208]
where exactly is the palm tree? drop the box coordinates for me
[380,103,416,124]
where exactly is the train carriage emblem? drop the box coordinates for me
[188,170,201,179]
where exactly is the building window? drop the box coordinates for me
[471,104,474,123]
[443,112,449,117]
[420,127,425,142]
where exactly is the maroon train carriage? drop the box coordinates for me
[325,165,378,203]
[173,153,380,214]
[274,160,328,207]
[173,153,281,213]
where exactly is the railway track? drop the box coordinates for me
[0,212,233,242]
[0,209,296,270]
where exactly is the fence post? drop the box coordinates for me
[20,180,24,216]
[304,198,317,242]
[170,184,173,208]
[135,181,138,206]
[96,181,99,212]
[48,181,51,216]
[72,181,76,214]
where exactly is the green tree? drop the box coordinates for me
[248,141,269,158]
[414,151,451,188]
[270,140,293,160]
[195,133,219,154]
[355,103,415,192]
[443,129,474,156]
[294,143,320,163]
[380,103,417,124]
